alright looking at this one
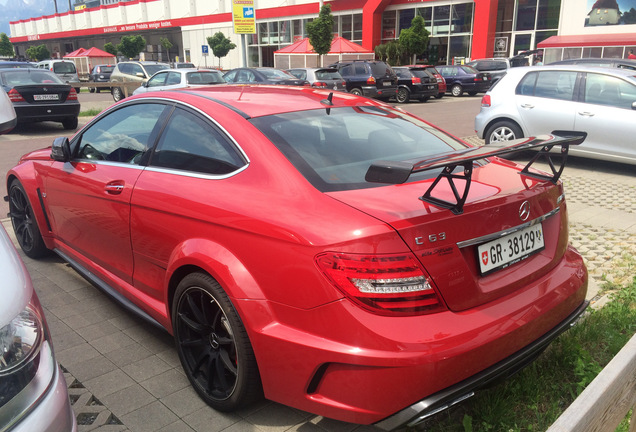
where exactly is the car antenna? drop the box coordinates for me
[321,92,334,115]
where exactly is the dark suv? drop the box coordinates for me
[329,60,397,101]
[392,66,438,103]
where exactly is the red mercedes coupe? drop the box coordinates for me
[6,85,588,430]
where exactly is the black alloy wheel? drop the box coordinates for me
[396,87,410,103]
[8,180,49,258]
[173,273,262,411]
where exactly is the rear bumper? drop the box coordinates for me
[407,83,438,99]
[15,103,80,123]
[0,116,17,134]
[362,85,398,100]
[374,299,589,430]
[238,246,588,426]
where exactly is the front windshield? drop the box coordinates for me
[250,106,466,192]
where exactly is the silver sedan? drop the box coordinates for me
[133,68,225,95]
[475,65,636,165]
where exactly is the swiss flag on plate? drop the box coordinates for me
[482,251,489,266]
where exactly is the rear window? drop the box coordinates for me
[410,69,433,79]
[53,62,76,74]
[98,66,115,73]
[369,62,393,76]
[314,69,342,80]
[1,70,64,86]
[473,61,507,71]
[250,106,466,192]
[460,66,479,74]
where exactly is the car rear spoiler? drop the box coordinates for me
[365,130,587,215]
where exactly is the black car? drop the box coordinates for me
[436,65,492,97]
[223,67,309,85]
[329,60,398,101]
[392,66,438,103]
[0,68,80,130]
[88,64,115,93]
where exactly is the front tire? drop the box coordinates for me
[396,87,410,103]
[451,84,463,97]
[8,180,49,259]
[484,120,523,144]
[173,273,262,412]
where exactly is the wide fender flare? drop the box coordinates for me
[6,168,53,244]
[165,237,265,305]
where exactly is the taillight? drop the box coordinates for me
[312,82,327,87]
[8,89,24,102]
[67,88,78,100]
[481,94,491,107]
[366,76,376,85]
[316,252,446,316]
[411,77,421,84]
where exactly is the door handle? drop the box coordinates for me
[105,182,125,195]
[578,111,595,117]
[520,103,534,109]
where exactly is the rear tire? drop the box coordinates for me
[8,180,49,259]
[112,87,124,102]
[62,117,78,130]
[451,84,463,97]
[396,87,410,103]
[89,87,96,93]
[350,88,363,96]
[173,272,262,412]
[420,96,430,102]
[484,120,523,144]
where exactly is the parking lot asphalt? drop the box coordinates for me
[2,93,635,432]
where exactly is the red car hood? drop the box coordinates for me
[327,158,568,312]
[20,147,53,162]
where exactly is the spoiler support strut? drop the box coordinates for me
[365,130,587,215]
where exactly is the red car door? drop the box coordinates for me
[44,102,168,284]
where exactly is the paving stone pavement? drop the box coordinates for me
[3,143,634,432]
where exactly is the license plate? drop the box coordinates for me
[34,94,59,101]
[483,77,489,81]
[383,81,391,87]
[477,224,545,275]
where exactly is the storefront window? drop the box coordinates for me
[293,20,302,41]
[248,46,259,67]
[563,47,582,60]
[382,11,397,40]
[497,0,515,33]
[258,22,268,44]
[516,0,537,31]
[280,20,291,44]
[399,9,415,35]
[536,0,561,30]
[603,46,623,58]
[451,3,473,33]
[433,5,451,35]
[449,35,471,62]
[353,14,363,41]
[535,30,556,46]
[582,47,603,58]
[341,15,352,40]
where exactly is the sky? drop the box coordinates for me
[0,0,71,38]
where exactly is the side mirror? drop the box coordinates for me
[51,137,71,162]
[632,101,636,111]
[136,72,145,78]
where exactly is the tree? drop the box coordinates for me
[25,44,50,61]
[206,32,236,68]
[399,15,429,64]
[117,35,146,60]
[160,37,173,63]
[306,4,334,66]
[0,33,14,58]
[385,40,403,65]
[103,42,118,57]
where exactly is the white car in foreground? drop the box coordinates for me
[0,223,77,431]
[0,87,17,134]
[475,65,636,165]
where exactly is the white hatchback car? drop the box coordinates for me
[0,87,17,134]
[475,65,636,165]
[133,68,225,95]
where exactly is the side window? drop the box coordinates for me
[118,64,131,75]
[223,70,236,82]
[340,65,353,76]
[534,71,577,101]
[354,64,367,75]
[586,73,636,109]
[147,72,168,87]
[150,108,246,175]
[76,104,166,163]
[166,72,182,85]
[516,72,538,96]
[130,64,144,76]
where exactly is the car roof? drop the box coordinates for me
[497,64,636,83]
[128,85,383,118]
